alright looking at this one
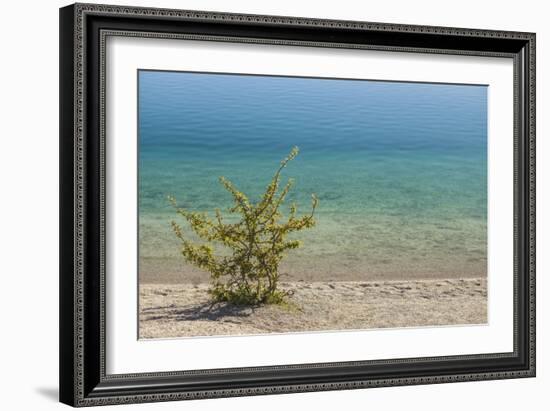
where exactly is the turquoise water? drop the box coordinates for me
[138,70,487,282]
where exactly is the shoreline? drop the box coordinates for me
[139,277,487,339]
[139,257,487,284]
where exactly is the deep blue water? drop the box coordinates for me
[138,70,487,281]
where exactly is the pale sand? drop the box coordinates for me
[139,278,487,339]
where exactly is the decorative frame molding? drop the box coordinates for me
[60,3,535,407]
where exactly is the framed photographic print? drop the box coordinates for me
[59,3,536,407]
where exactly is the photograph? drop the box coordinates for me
[138,70,489,339]
[55,1,536,407]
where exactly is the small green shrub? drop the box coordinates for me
[169,146,318,305]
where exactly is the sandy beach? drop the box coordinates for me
[139,278,487,339]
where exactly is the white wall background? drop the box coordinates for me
[0,0,546,409]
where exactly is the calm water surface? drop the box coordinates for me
[138,71,487,282]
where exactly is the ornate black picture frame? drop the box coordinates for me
[59,3,535,407]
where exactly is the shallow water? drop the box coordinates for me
[138,70,487,282]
